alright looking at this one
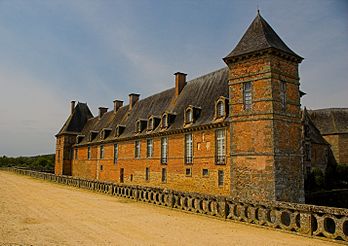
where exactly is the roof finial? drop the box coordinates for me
[257,3,260,15]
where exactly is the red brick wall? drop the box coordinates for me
[71,128,231,196]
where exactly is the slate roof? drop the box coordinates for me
[303,109,329,145]
[308,108,348,135]
[224,12,302,61]
[57,102,94,136]
[77,67,229,144]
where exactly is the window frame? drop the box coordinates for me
[135,140,141,159]
[243,82,252,110]
[100,145,104,159]
[145,167,150,181]
[87,146,91,160]
[113,143,118,164]
[218,170,224,187]
[185,167,192,177]
[162,113,168,128]
[146,138,154,158]
[280,81,287,111]
[161,137,168,164]
[185,133,193,164]
[215,128,226,165]
[161,168,167,183]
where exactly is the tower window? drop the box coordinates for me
[146,138,153,158]
[244,82,252,110]
[218,170,224,186]
[280,81,287,111]
[185,133,193,164]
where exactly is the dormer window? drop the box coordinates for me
[89,131,98,142]
[186,109,193,123]
[115,125,126,137]
[135,119,147,133]
[76,135,85,144]
[215,97,228,119]
[148,118,154,130]
[162,114,168,128]
[184,106,201,125]
[101,128,112,140]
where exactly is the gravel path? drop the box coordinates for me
[0,171,339,246]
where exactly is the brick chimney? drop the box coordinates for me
[174,72,187,97]
[129,93,140,110]
[113,100,123,113]
[98,107,108,119]
[70,100,76,115]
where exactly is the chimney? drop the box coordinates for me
[113,100,123,113]
[174,72,187,97]
[129,93,140,110]
[98,107,108,119]
[70,100,76,115]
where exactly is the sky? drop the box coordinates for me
[0,0,347,156]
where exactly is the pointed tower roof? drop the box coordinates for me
[224,11,302,62]
[56,102,94,136]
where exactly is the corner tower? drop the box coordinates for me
[223,12,304,202]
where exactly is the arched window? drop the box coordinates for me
[217,101,225,118]
[186,109,193,123]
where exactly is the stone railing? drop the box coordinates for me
[5,168,348,243]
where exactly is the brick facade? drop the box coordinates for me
[54,12,313,203]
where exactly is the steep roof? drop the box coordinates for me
[78,67,229,144]
[303,109,329,145]
[224,12,302,61]
[57,102,94,136]
[308,108,348,135]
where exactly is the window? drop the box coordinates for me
[146,139,153,158]
[148,118,153,130]
[113,144,118,164]
[135,140,141,158]
[218,170,224,186]
[87,146,91,160]
[185,168,192,177]
[100,145,104,159]
[74,149,78,160]
[145,167,150,181]
[136,121,141,133]
[161,137,168,164]
[202,169,209,177]
[100,165,103,171]
[215,129,226,164]
[217,101,225,118]
[185,133,193,164]
[130,174,133,182]
[120,168,124,183]
[162,114,168,128]
[186,109,193,123]
[244,82,252,110]
[161,168,167,183]
[280,81,286,111]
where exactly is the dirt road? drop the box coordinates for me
[0,171,338,246]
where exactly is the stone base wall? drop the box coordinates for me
[7,168,348,244]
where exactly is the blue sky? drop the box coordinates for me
[0,0,347,156]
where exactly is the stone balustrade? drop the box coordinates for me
[5,168,348,243]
